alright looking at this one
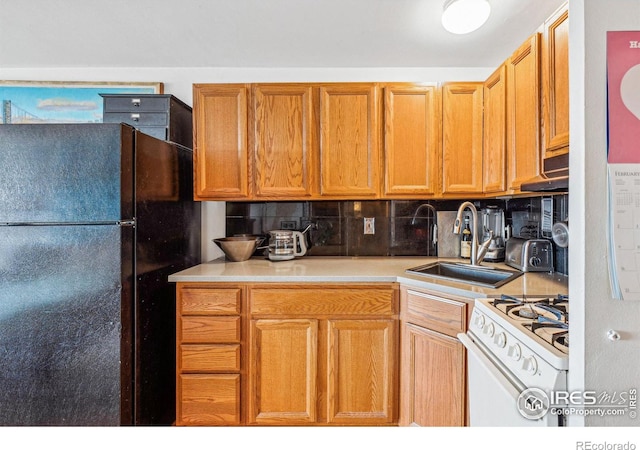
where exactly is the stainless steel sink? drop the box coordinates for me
[405,262,523,288]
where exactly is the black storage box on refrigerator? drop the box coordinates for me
[101,94,193,148]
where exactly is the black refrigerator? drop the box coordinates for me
[0,123,201,425]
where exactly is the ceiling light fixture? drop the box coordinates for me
[441,0,491,35]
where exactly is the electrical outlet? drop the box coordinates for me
[364,217,375,235]
[280,220,297,230]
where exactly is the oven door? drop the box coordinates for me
[458,332,560,427]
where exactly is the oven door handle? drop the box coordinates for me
[458,332,526,397]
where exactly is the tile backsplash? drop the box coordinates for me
[227,200,438,257]
[226,194,569,275]
[504,195,569,275]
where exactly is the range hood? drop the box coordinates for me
[520,174,568,192]
[520,153,569,192]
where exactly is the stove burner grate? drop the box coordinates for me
[552,331,569,350]
[492,294,569,323]
[530,318,568,332]
[521,317,570,353]
[493,294,524,307]
[553,294,569,304]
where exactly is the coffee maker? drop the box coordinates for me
[480,206,507,262]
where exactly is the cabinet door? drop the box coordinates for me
[193,84,250,200]
[399,323,465,427]
[248,319,318,424]
[441,82,484,194]
[542,3,569,158]
[319,84,380,197]
[382,84,440,197]
[253,84,317,198]
[507,34,542,192]
[483,65,508,194]
[326,319,397,424]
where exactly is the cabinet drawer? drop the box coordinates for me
[404,289,467,337]
[250,287,397,316]
[180,344,241,372]
[181,316,241,343]
[103,111,168,127]
[103,96,170,112]
[178,374,241,425]
[180,288,242,315]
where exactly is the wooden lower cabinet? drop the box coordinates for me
[249,318,319,424]
[249,317,396,425]
[176,282,399,426]
[176,283,244,426]
[400,323,465,426]
[399,286,470,427]
[326,319,397,424]
[248,285,398,425]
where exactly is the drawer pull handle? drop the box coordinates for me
[131,99,141,107]
[130,113,140,122]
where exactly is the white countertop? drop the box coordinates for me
[168,256,568,299]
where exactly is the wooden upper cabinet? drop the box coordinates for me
[382,84,441,197]
[252,84,317,198]
[441,82,484,195]
[483,64,508,194]
[542,3,569,158]
[193,84,250,200]
[507,34,542,192]
[319,84,380,197]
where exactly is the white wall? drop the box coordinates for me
[569,0,640,426]
[0,66,491,261]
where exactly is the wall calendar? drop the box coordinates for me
[607,31,640,300]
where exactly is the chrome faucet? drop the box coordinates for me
[410,203,437,226]
[453,201,493,267]
[411,203,438,253]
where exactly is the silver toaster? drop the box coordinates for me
[505,237,554,272]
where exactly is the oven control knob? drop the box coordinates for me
[495,332,507,348]
[508,343,522,360]
[484,323,495,337]
[523,356,538,375]
[475,314,485,329]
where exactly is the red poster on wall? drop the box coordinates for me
[607,31,640,163]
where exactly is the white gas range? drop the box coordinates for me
[458,294,569,426]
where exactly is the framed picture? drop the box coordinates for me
[0,81,163,124]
